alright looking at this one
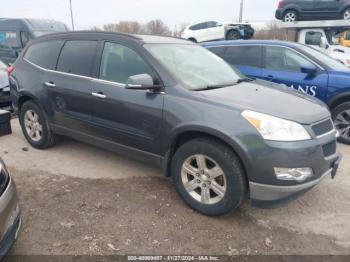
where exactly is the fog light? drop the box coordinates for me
[274,167,313,182]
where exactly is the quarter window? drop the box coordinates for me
[99,42,153,84]
[24,41,64,70]
[265,46,315,72]
[57,40,98,77]
[223,46,262,68]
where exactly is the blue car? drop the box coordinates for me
[202,40,350,144]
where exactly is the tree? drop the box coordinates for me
[253,21,295,41]
[143,19,171,35]
[116,21,143,34]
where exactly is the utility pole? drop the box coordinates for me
[239,0,244,23]
[69,0,75,30]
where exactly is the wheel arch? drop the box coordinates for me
[283,8,299,17]
[162,126,250,185]
[328,92,350,110]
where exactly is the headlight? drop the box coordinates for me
[241,110,311,141]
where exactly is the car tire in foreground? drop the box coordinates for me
[283,10,298,22]
[332,102,350,145]
[19,100,58,149]
[171,137,246,216]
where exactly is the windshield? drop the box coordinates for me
[299,44,350,71]
[144,44,244,90]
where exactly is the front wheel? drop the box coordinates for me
[19,100,58,149]
[343,8,350,20]
[226,30,240,40]
[332,102,350,144]
[171,138,246,216]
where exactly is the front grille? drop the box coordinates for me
[312,119,334,137]
[322,141,337,157]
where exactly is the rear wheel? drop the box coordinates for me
[19,101,58,149]
[171,138,246,216]
[343,8,350,20]
[332,102,350,145]
[226,30,240,40]
[283,10,298,22]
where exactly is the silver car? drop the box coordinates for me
[0,60,10,107]
[0,159,21,258]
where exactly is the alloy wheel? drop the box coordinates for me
[24,110,43,142]
[181,154,226,205]
[344,10,350,20]
[284,12,296,22]
[334,110,350,140]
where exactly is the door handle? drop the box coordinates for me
[44,81,56,88]
[91,92,107,99]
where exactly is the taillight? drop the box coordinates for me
[278,0,284,8]
[7,66,15,76]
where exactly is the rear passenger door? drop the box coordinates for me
[44,40,99,132]
[313,0,339,16]
[210,45,263,79]
[89,41,164,156]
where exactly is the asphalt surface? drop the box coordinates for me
[1,119,350,255]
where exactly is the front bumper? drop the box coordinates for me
[250,155,341,208]
[0,177,21,258]
[275,9,283,20]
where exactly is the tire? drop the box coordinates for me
[332,102,350,145]
[188,38,197,43]
[343,8,350,20]
[226,30,240,40]
[19,100,58,149]
[171,137,247,216]
[283,10,298,22]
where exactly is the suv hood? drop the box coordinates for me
[196,79,330,125]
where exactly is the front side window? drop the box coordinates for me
[99,42,154,84]
[24,40,64,70]
[223,46,262,68]
[57,40,98,77]
[145,44,243,91]
[265,46,315,72]
[0,31,18,48]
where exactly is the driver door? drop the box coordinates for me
[90,41,164,156]
[262,45,328,100]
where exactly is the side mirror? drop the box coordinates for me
[320,37,329,49]
[125,74,161,91]
[301,65,317,75]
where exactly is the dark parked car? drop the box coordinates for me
[0,159,21,259]
[0,18,69,64]
[276,0,350,22]
[10,32,341,216]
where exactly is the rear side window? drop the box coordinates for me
[99,42,153,84]
[0,31,18,48]
[223,46,262,68]
[57,40,98,77]
[190,23,207,31]
[24,40,64,70]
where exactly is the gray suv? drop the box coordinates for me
[10,32,341,216]
[276,0,350,22]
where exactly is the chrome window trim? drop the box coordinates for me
[207,44,325,71]
[23,58,127,87]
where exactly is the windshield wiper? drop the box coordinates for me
[236,77,255,83]
[193,83,237,91]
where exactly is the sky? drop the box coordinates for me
[0,0,277,30]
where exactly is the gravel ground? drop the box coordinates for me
[1,120,350,256]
